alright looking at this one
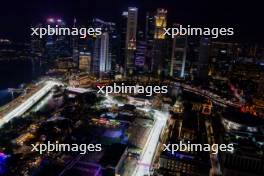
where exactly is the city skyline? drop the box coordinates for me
[0,0,263,43]
[0,1,264,176]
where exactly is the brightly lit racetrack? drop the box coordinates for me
[133,109,169,176]
[102,95,169,176]
[0,81,61,127]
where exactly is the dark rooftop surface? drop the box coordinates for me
[99,143,127,168]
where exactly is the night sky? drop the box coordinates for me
[0,0,263,43]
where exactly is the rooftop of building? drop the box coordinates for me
[99,143,127,168]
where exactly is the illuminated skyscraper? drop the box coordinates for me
[126,7,138,50]
[92,18,116,77]
[145,12,155,42]
[125,7,138,75]
[79,52,92,73]
[119,11,128,74]
[197,37,210,82]
[72,17,79,67]
[185,36,200,80]
[135,41,147,69]
[144,12,155,72]
[44,18,71,68]
[77,33,93,76]
[170,24,187,78]
[152,8,170,77]
[99,32,110,72]
[154,9,167,39]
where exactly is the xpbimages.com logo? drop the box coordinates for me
[163,25,234,38]
[31,141,102,154]
[163,141,234,154]
[31,25,102,38]
[97,83,168,96]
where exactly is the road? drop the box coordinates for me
[172,82,242,108]
[0,81,60,127]
[205,120,222,176]
[133,110,168,176]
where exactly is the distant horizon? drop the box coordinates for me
[0,0,263,44]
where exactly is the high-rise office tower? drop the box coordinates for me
[92,36,100,75]
[44,18,71,68]
[186,36,200,80]
[144,12,155,72]
[119,11,128,74]
[125,7,138,76]
[152,8,170,77]
[99,32,110,72]
[135,41,147,69]
[78,35,94,66]
[197,37,210,82]
[135,30,146,72]
[145,12,155,42]
[210,41,238,77]
[92,18,116,77]
[154,9,167,40]
[170,24,187,78]
[72,17,79,68]
[79,51,92,73]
